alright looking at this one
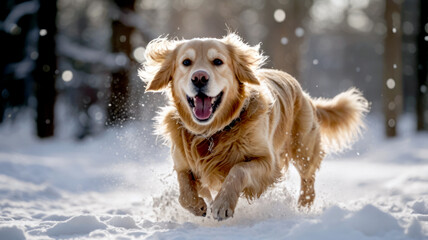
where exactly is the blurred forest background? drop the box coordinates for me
[0,0,427,140]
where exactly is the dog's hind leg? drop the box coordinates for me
[291,128,324,208]
[294,154,322,208]
[298,175,316,208]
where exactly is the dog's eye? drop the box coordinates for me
[213,59,223,66]
[182,59,192,66]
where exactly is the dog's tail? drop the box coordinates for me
[314,88,370,153]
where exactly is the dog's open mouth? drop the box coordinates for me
[187,92,223,121]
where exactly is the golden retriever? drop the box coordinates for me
[139,33,369,221]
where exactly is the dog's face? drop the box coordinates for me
[140,34,265,133]
[173,40,233,124]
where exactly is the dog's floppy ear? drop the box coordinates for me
[223,33,266,85]
[138,37,178,92]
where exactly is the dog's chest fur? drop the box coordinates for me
[160,91,269,191]
[181,100,266,190]
[183,125,248,190]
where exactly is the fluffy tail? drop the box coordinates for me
[314,88,370,153]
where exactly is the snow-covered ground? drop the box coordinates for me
[0,112,427,240]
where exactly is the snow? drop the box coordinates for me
[46,215,107,237]
[0,226,26,240]
[107,216,139,229]
[0,0,39,33]
[0,113,428,239]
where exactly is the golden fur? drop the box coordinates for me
[139,33,369,220]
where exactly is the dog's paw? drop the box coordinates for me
[180,196,207,217]
[191,197,208,217]
[298,194,314,209]
[193,197,208,217]
[211,197,234,221]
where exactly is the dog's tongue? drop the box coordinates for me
[194,95,212,120]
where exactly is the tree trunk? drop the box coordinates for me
[262,0,311,79]
[34,0,57,138]
[0,1,34,122]
[416,0,428,131]
[106,0,136,126]
[383,0,403,137]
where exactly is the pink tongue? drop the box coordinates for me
[194,95,212,120]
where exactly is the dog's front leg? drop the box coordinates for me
[211,157,273,221]
[177,170,207,217]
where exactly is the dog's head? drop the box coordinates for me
[140,33,265,134]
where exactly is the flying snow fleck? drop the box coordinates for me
[30,51,39,60]
[295,27,305,37]
[133,47,146,63]
[62,70,73,82]
[386,78,395,89]
[313,59,319,65]
[273,9,286,23]
[89,105,104,121]
[39,29,47,36]
[424,36,428,42]
[388,118,396,128]
[280,37,288,45]
[115,55,128,66]
[392,27,397,33]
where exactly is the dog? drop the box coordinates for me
[139,33,369,221]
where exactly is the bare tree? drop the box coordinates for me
[34,0,57,137]
[383,0,403,137]
[416,0,428,131]
[107,0,136,126]
[0,0,38,123]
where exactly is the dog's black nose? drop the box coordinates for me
[191,70,209,88]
